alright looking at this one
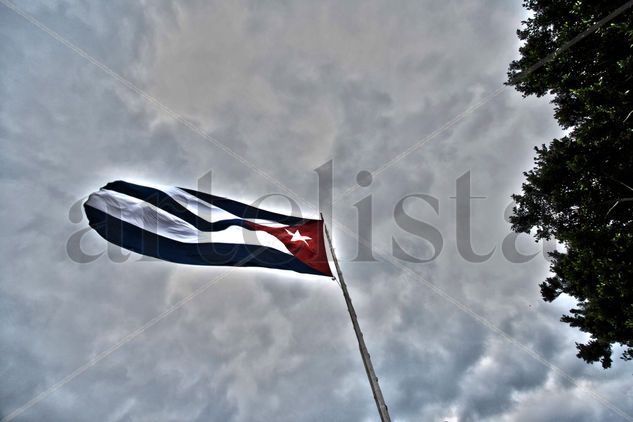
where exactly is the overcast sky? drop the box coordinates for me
[1,1,632,421]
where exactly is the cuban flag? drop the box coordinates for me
[84,181,333,277]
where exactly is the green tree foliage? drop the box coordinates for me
[507,0,633,368]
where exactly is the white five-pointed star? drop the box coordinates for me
[285,228,312,245]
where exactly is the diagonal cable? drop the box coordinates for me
[331,0,633,205]
[1,262,249,422]
[326,215,633,421]
[0,0,305,205]
[2,1,632,420]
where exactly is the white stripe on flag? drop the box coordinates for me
[162,186,240,222]
[85,189,293,254]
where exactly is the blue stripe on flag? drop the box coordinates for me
[84,204,326,276]
[179,188,307,225]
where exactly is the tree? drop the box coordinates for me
[507,0,633,368]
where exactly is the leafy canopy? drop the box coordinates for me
[507,0,633,368]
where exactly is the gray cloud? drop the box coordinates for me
[1,1,632,421]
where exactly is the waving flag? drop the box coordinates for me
[84,181,332,277]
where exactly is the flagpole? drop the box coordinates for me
[321,215,391,422]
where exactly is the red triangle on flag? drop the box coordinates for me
[246,220,333,277]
